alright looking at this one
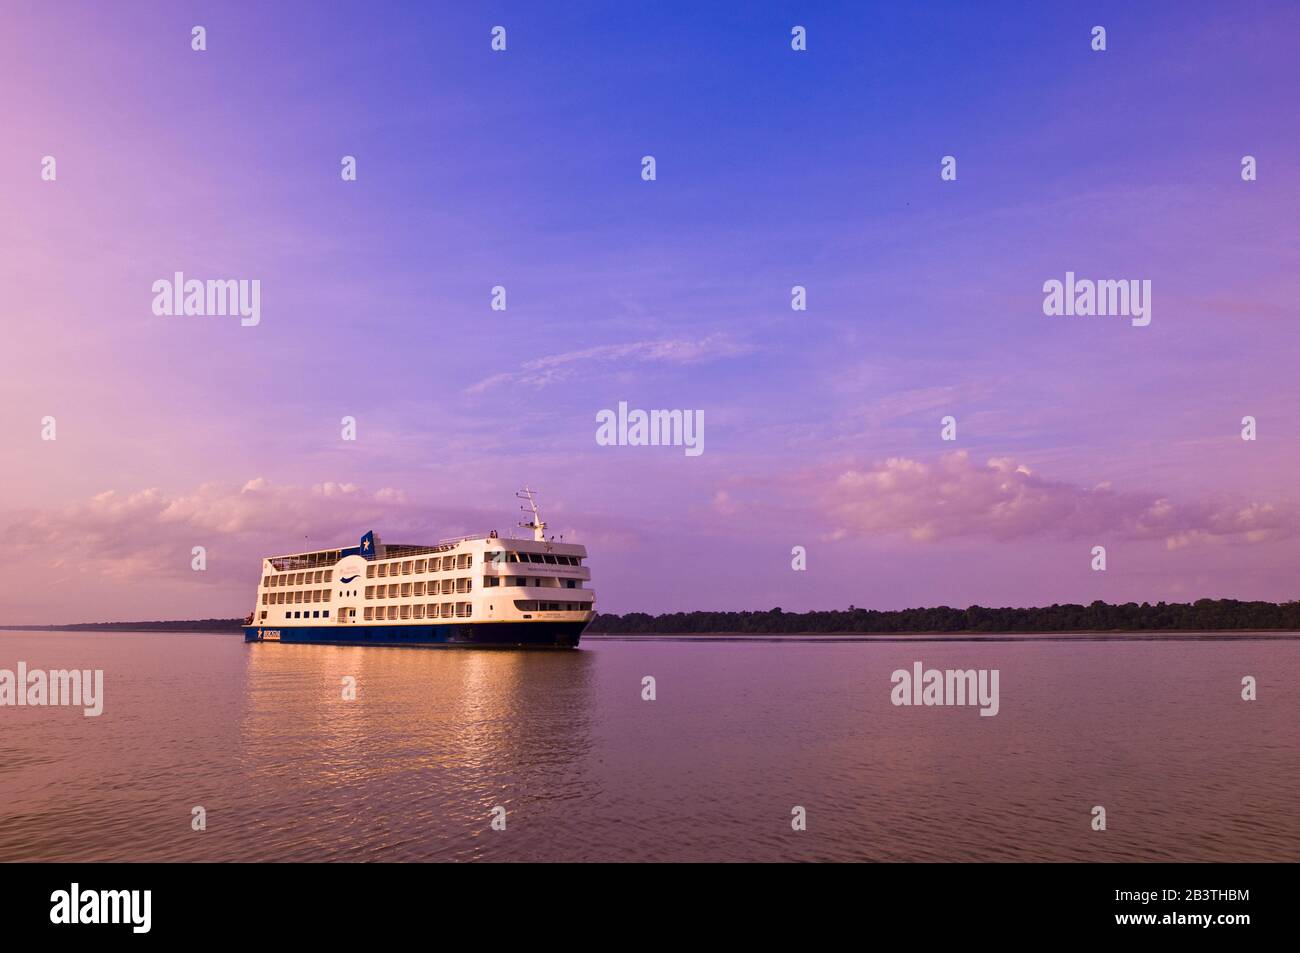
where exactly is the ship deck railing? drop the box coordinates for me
[384,535,486,558]
[268,535,490,570]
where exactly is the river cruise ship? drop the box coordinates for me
[243,490,593,648]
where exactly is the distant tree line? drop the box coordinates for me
[0,618,244,633]
[590,599,1300,634]
[7,600,1300,634]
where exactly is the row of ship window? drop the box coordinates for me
[371,555,474,576]
[260,586,470,605]
[258,581,475,604]
[265,603,475,621]
[368,579,472,597]
[261,552,582,588]
[265,570,334,587]
[263,589,332,605]
[262,601,587,623]
[364,603,474,619]
[482,552,582,567]
[269,603,585,624]
[363,553,581,576]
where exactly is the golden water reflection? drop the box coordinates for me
[239,644,597,859]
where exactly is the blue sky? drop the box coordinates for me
[2,1,1299,621]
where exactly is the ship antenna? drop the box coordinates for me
[516,486,547,542]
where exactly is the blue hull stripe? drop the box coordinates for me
[244,620,586,648]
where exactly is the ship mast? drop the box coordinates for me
[517,487,547,541]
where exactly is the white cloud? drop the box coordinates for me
[3,479,428,582]
[466,333,752,394]
[796,451,1300,547]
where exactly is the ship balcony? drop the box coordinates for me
[512,599,595,616]
[504,585,594,602]
[488,577,589,595]
[484,565,590,582]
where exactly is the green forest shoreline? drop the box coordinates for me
[4,598,1300,634]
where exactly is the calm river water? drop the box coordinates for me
[1,630,1297,861]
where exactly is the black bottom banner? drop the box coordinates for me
[0,862,1282,941]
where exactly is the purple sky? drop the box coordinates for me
[3,2,1300,624]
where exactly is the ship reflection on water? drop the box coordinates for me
[238,642,599,860]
